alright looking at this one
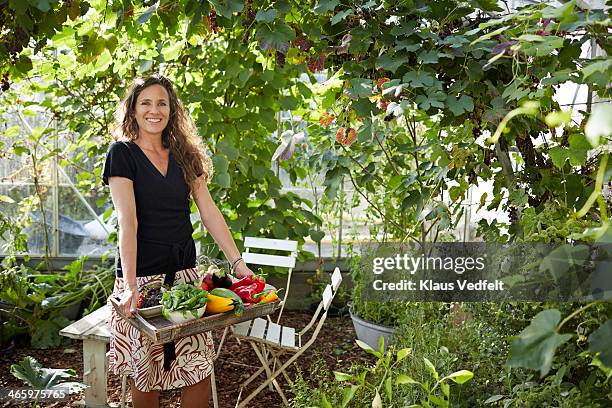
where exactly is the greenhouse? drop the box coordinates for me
[0,0,611,407]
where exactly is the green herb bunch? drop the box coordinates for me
[161,283,208,319]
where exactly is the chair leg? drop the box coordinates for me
[246,342,288,406]
[238,345,308,408]
[242,365,267,388]
[120,375,127,408]
[216,327,229,360]
[211,368,219,408]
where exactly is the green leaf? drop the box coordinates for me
[31,0,52,12]
[314,0,339,14]
[415,89,446,110]
[0,195,15,203]
[395,39,420,52]
[542,0,576,23]
[384,377,393,401]
[376,53,405,73]
[331,9,353,25]
[446,95,474,116]
[549,147,568,170]
[419,50,441,64]
[539,244,589,281]
[387,100,411,118]
[217,137,239,161]
[255,22,296,51]
[396,347,411,362]
[341,385,360,407]
[582,59,612,81]
[162,42,183,61]
[396,373,419,385]
[423,357,439,380]
[470,0,503,12]
[226,106,247,119]
[356,339,382,357]
[567,134,591,166]
[403,71,434,88]
[138,2,159,25]
[255,8,277,23]
[484,395,505,404]
[348,78,374,98]
[310,230,325,242]
[334,371,352,381]
[93,49,112,72]
[210,0,244,19]
[588,320,612,368]
[445,370,474,384]
[585,104,612,147]
[271,223,288,238]
[545,110,572,128]
[378,335,385,354]
[321,394,333,408]
[506,309,573,377]
[15,55,33,74]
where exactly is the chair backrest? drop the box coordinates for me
[299,267,343,338]
[242,237,298,324]
[242,237,297,269]
[331,267,342,292]
[323,267,343,310]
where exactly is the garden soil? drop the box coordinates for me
[0,311,368,407]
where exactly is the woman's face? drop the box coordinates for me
[134,84,170,138]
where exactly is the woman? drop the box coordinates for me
[102,75,253,408]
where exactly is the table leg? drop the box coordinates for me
[83,339,108,407]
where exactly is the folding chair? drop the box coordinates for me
[211,237,298,407]
[242,237,298,321]
[231,267,343,408]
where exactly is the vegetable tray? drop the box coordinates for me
[109,296,281,344]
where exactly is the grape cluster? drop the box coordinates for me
[6,27,28,58]
[307,53,325,73]
[208,10,219,33]
[275,50,285,68]
[293,35,312,52]
[1,73,9,92]
[508,206,519,224]
[241,0,255,44]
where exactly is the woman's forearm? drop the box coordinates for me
[200,205,241,263]
[118,220,138,288]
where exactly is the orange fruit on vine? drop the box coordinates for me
[336,127,357,146]
[319,112,335,127]
[377,77,390,91]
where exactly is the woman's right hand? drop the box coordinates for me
[120,285,139,318]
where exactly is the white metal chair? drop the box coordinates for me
[242,236,298,323]
[211,237,298,407]
[231,267,343,408]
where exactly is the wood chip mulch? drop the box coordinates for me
[0,310,370,408]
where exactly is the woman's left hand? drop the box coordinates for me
[234,261,255,279]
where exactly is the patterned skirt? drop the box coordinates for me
[107,267,215,392]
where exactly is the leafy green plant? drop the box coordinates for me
[0,256,114,348]
[10,356,87,408]
[327,338,473,408]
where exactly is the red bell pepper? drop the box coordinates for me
[234,282,261,303]
[230,274,266,292]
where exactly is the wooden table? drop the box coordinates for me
[60,300,281,408]
[108,296,281,344]
[59,305,111,408]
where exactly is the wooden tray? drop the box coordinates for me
[109,296,281,344]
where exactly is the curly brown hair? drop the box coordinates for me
[112,75,213,192]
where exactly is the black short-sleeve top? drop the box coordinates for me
[102,141,197,277]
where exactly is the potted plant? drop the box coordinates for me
[348,252,410,351]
